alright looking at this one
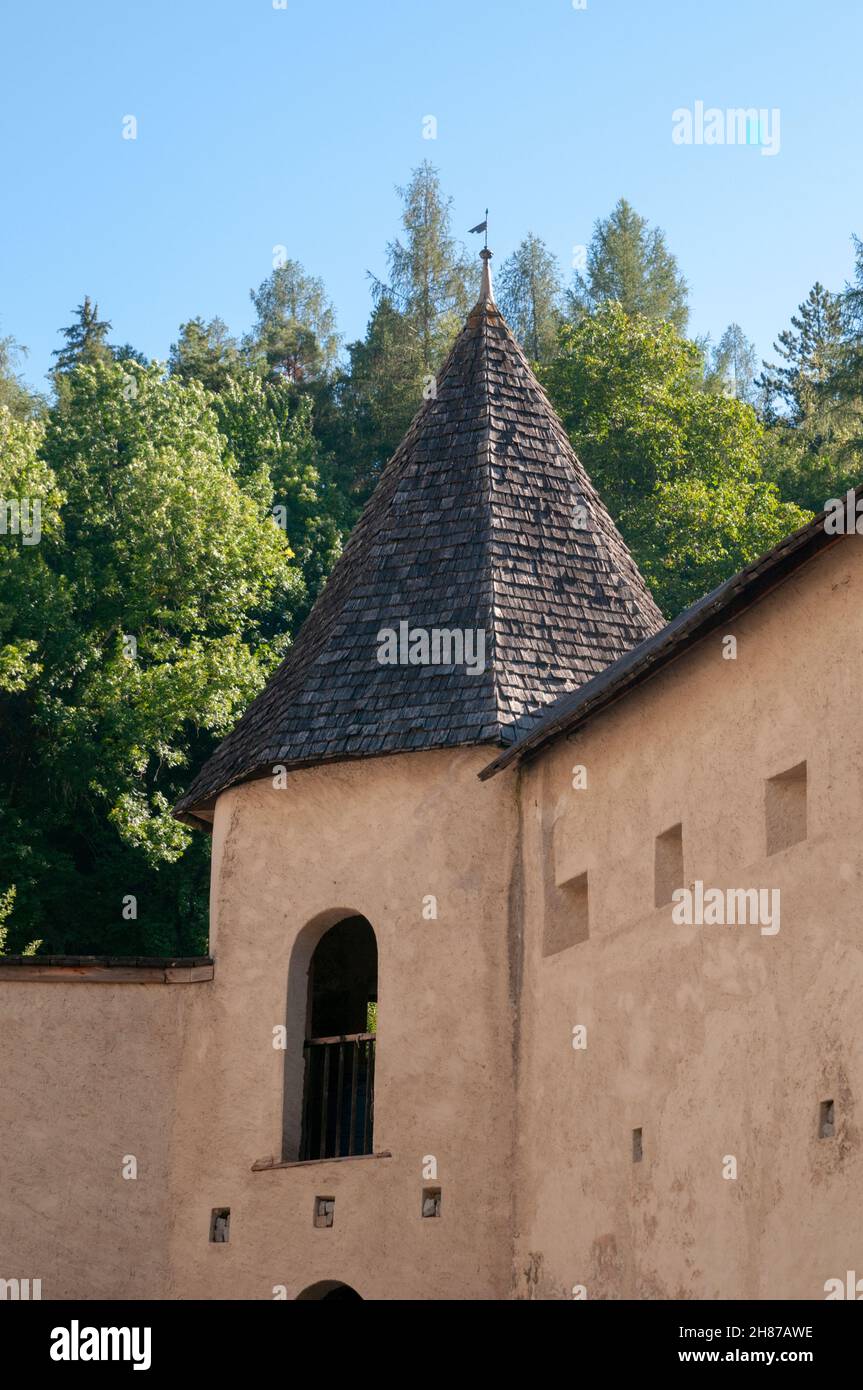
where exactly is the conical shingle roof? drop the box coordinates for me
[175,255,664,826]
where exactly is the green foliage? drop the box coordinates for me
[0,362,309,955]
[52,296,113,376]
[329,162,479,511]
[169,317,240,393]
[497,233,564,364]
[212,373,343,607]
[703,323,759,404]
[542,303,809,614]
[246,262,340,382]
[758,281,859,513]
[572,198,689,333]
[1,168,852,956]
[0,335,43,420]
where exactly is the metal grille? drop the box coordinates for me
[299,1032,376,1160]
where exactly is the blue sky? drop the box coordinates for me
[1,0,860,388]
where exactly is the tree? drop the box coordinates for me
[497,233,564,363]
[328,163,479,512]
[757,281,855,513]
[0,335,41,419]
[246,262,339,382]
[374,161,477,370]
[169,316,240,393]
[542,302,808,615]
[331,294,427,508]
[212,372,343,609]
[571,198,689,333]
[758,282,844,423]
[704,324,759,404]
[111,344,149,367]
[0,360,306,956]
[816,247,863,466]
[52,297,113,375]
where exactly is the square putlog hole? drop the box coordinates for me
[209,1208,230,1243]
[655,823,683,907]
[313,1196,335,1228]
[422,1187,442,1218]
[819,1099,835,1139]
[543,871,589,957]
[765,762,807,856]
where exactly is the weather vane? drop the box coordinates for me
[469,210,489,251]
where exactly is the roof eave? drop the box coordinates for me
[480,499,856,782]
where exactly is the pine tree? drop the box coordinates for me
[0,335,40,419]
[572,198,689,333]
[246,263,339,382]
[52,297,113,375]
[758,282,844,423]
[757,282,854,513]
[169,317,240,392]
[704,324,759,404]
[330,163,479,510]
[497,234,564,363]
[375,161,477,370]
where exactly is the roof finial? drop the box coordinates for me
[469,210,493,302]
[479,247,494,303]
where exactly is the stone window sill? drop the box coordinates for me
[252,1151,392,1172]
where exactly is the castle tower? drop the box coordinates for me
[170,252,662,1300]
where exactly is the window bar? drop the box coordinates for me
[319,1043,331,1161]
[347,1042,359,1157]
[362,1038,376,1154]
[299,1042,312,1162]
[333,1041,346,1157]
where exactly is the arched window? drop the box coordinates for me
[283,913,377,1162]
[296,1280,363,1301]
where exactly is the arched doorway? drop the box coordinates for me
[283,913,377,1162]
[296,1280,363,1301]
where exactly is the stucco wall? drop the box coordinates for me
[167,746,520,1300]
[512,536,863,1299]
[0,979,199,1300]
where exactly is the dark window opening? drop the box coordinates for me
[819,1099,835,1139]
[209,1208,230,1243]
[422,1187,442,1218]
[313,1196,335,1228]
[299,916,377,1161]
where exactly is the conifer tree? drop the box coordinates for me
[497,234,564,363]
[571,198,689,333]
[52,297,113,375]
[246,263,339,382]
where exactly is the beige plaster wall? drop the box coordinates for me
[0,980,198,1299]
[513,536,863,1300]
[167,746,520,1300]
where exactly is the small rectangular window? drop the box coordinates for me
[765,762,807,856]
[819,1100,835,1139]
[421,1188,442,1218]
[314,1196,335,1228]
[209,1208,230,1243]
[655,823,683,907]
[543,871,589,956]
[632,1128,643,1163]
